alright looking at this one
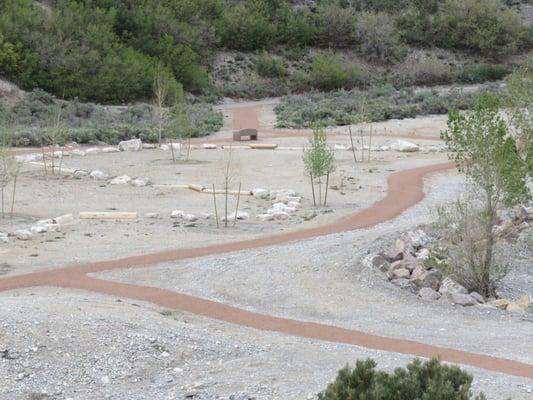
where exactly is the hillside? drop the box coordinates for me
[0,0,532,103]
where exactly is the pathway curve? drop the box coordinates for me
[1,104,532,380]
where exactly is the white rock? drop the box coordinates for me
[287,201,300,209]
[30,225,47,234]
[202,143,217,149]
[73,170,89,179]
[15,229,32,241]
[286,196,301,203]
[379,146,390,151]
[252,188,269,199]
[199,213,213,220]
[0,232,9,243]
[391,140,419,153]
[224,211,249,221]
[90,170,108,180]
[42,223,60,232]
[16,154,42,163]
[416,248,430,260]
[271,211,289,220]
[160,144,170,151]
[53,213,74,225]
[145,213,161,219]
[85,148,101,155]
[118,139,142,152]
[408,229,430,247]
[257,213,274,222]
[334,144,347,150]
[171,210,185,219]
[130,177,151,187]
[70,149,86,157]
[102,146,119,153]
[110,175,132,185]
[183,214,198,222]
[142,143,157,149]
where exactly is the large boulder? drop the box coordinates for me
[252,188,269,199]
[392,268,411,280]
[391,140,419,153]
[439,277,468,296]
[411,270,442,291]
[370,254,390,273]
[448,293,478,306]
[118,139,142,152]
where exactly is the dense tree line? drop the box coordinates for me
[0,0,530,102]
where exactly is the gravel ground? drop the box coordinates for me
[97,171,533,367]
[1,288,531,400]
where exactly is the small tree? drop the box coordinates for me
[153,64,182,148]
[41,104,68,176]
[0,130,21,219]
[303,126,336,206]
[441,93,529,297]
[168,101,194,163]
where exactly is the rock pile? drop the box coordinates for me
[3,214,74,242]
[255,189,301,221]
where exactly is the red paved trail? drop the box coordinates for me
[2,105,532,380]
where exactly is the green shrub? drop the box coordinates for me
[219,5,277,51]
[309,52,371,91]
[318,358,487,400]
[314,2,357,48]
[455,64,512,84]
[255,51,287,78]
[354,12,406,64]
[393,55,453,87]
[433,0,526,56]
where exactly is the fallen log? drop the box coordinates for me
[249,143,278,150]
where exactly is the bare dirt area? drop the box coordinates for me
[1,128,444,277]
[1,100,532,399]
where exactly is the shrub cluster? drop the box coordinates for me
[274,84,497,128]
[1,90,222,147]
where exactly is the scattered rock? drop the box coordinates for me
[411,270,441,291]
[130,177,151,187]
[370,255,390,273]
[224,211,249,221]
[171,210,197,222]
[145,213,161,219]
[85,148,101,155]
[102,146,119,153]
[110,175,132,185]
[439,277,468,296]
[252,188,268,199]
[448,293,478,306]
[15,229,32,241]
[407,229,430,248]
[90,170,108,180]
[30,225,47,234]
[0,232,9,243]
[392,268,410,279]
[469,292,485,304]
[271,211,289,220]
[142,143,157,149]
[303,211,317,221]
[202,143,217,149]
[416,248,430,260]
[70,149,86,157]
[488,299,510,310]
[73,170,89,179]
[171,210,185,219]
[418,287,441,301]
[53,214,74,225]
[391,278,417,293]
[334,144,347,150]
[391,140,419,153]
[118,139,142,152]
[257,214,274,222]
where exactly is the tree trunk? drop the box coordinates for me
[233,182,242,227]
[170,141,176,163]
[10,175,17,219]
[224,178,229,228]
[186,137,191,161]
[348,126,357,168]
[58,147,64,175]
[212,184,219,228]
[41,147,48,177]
[482,192,496,297]
[324,172,330,206]
[1,186,4,218]
[310,172,316,207]
[318,176,322,207]
[368,125,373,162]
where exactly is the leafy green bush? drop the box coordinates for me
[314,2,357,48]
[255,51,287,78]
[309,52,372,91]
[455,64,512,84]
[319,358,487,400]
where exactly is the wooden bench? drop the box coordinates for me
[233,128,258,141]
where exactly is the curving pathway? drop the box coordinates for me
[1,105,532,380]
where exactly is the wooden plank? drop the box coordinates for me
[202,189,252,196]
[79,212,138,220]
[249,143,278,150]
